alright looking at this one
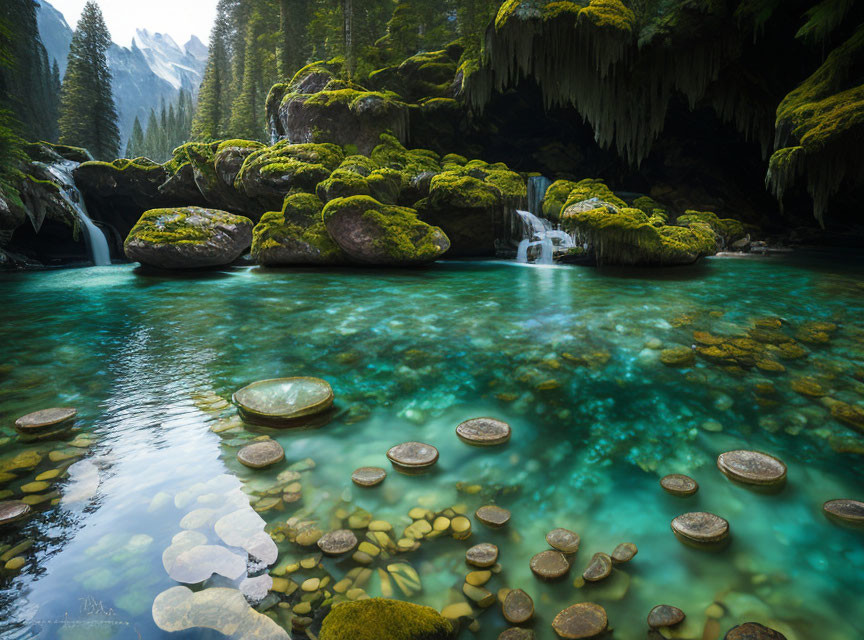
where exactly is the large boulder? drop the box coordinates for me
[319,599,452,640]
[251,193,346,266]
[234,141,344,213]
[417,160,526,256]
[124,207,253,269]
[323,195,449,265]
[267,62,410,155]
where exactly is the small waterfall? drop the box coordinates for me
[37,160,111,266]
[514,176,573,264]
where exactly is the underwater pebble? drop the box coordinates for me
[611,542,637,564]
[671,512,730,545]
[551,602,608,639]
[0,501,31,526]
[456,417,512,446]
[546,528,580,554]
[14,407,76,434]
[717,450,787,487]
[475,505,511,528]
[466,543,498,568]
[822,498,864,524]
[233,377,334,426]
[386,442,439,474]
[648,604,685,628]
[503,588,534,623]
[317,529,358,555]
[660,474,699,496]
[530,550,570,580]
[582,552,612,582]
[351,466,386,487]
[237,440,284,469]
[724,622,788,640]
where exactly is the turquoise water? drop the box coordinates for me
[0,254,863,640]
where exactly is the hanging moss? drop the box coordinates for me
[767,25,864,225]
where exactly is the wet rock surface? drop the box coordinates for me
[724,622,788,640]
[582,552,613,582]
[660,474,699,496]
[237,440,285,469]
[823,498,864,523]
[717,450,787,486]
[530,550,570,580]
[456,417,512,446]
[475,505,511,528]
[671,512,730,544]
[351,466,386,487]
[648,604,685,628]
[551,602,608,639]
[466,543,499,568]
[503,588,534,624]
[386,441,439,473]
[546,528,580,554]
[317,529,358,555]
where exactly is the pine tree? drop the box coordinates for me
[58,1,120,160]
[192,2,234,140]
[126,116,144,157]
[143,109,160,159]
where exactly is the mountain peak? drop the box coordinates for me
[184,35,208,62]
[134,28,182,55]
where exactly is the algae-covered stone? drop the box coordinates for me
[233,377,334,426]
[611,542,637,564]
[319,598,452,640]
[318,529,358,555]
[323,195,450,265]
[503,588,534,623]
[546,528,580,554]
[124,207,253,269]
[500,629,535,640]
[551,602,608,638]
[352,467,387,487]
[660,346,695,367]
[530,550,570,580]
[251,192,346,266]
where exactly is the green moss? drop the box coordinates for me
[125,207,246,247]
[563,206,717,265]
[367,168,404,204]
[542,179,579,220]
[484,168,527,202]
[319,599,452,640]
[577,0,635,32]
[216,139,265,154]
[427,172,500,209]
[676,210,745,242]
[316,169,372,202]
[236,141,344,192]
[79,157,165,173]
[251,193,344,265]
[370,134,441,179]
[441,153,467,167]
[562,178,628,210]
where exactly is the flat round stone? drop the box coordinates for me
[823,499,864,524]
[546,528,580,554]
[14,408,77,433]
[724,622,788,640]
[386,442,438,474]
[648,605,685,628]
[456,418,511,446]
[611,542,637,564]
[233,377,334,426]
[582,552,612,582]
[0,501,31,526]
[351,466,386,487]
[671,512,730,544]
[237,440,284,469]
[317,529,357,555]
[499,629,534,640]
[717,450,787,486]
[466,543,498,568]
[476,505,511,528]
[530,550,570,580]
[660,474,699,496]
[503,588,534,624]
[551,602,608,639]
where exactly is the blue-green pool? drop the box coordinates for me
[0,254,863,640]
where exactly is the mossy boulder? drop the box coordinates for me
[268,61,410,155]
[676,210,745,247]
[368,48,460,102]
[323,195,450,265]
[319,599,452,640]
[124,207,253,270]
[234,141,344,212]
[417,162,525,256]
[251,193,346,266]
[563,204,717,266]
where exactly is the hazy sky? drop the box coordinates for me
[48,0,216,48]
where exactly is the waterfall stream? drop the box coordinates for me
[38,160,111,266]
[514,176,574,264]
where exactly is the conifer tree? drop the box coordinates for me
[126,116,144,157]
[58,1,120,159]
[192,2,234,140]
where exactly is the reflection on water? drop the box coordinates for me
[0,254,862,639]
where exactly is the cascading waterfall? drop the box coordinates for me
[37,160,111,266]
[515,176,574,264]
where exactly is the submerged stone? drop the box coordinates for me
[551,602,608,639]
[611,542,637,564]
[530,550,570,580]
[386,441,439,474]
[660,346,695,367]
[648,604,685,628]
[546,528,580,554]
[822,499,864,524]
[475,505,511,528]
[582,552,612,582]
[0,500,31,526]
[237,440,284,469]
[717,450,787,486]
[455,417,512,446]
[466,543,498,568]
[499,629,534,640]
[671,512,730,545]
[660,474,699,496]
[724,622,788,640]
[351,466,386,487]
[503,588,534,623]
[234,377,334,427]
[318,529,358,555]
[14,407,76,434]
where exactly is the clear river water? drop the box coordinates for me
[0,253,862,640]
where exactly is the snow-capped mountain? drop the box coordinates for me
[36,1,207,149]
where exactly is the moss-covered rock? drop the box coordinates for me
[676,210,745,247]
[251,193,345,266]
[418,163,525,256]
[368,48,459,102]
[562,204,717,266]
[124,207,253,270]
[323,195,449,265]
[319,598,452,640]
[269,60,410,155]
[234,141,344,212]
